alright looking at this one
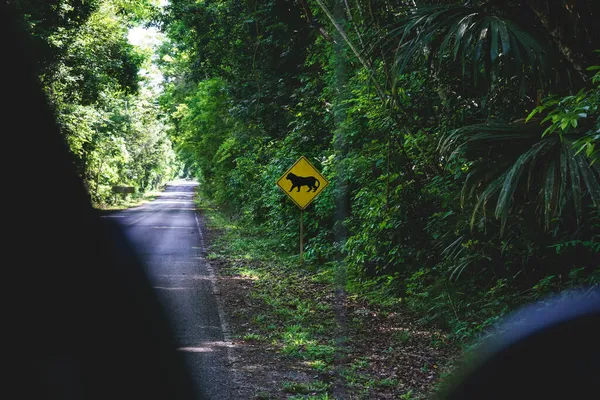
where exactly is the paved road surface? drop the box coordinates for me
[105,180,232,399]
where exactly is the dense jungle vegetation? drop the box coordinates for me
[159,0,600,339]
[10,0,599,343]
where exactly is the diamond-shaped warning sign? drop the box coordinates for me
[277,156,329,210]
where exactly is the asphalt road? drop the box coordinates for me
[106,180,232,399]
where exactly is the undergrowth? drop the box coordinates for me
[197,192,457,399]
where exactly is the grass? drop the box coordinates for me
[94,189,163,210]
[242,332,266,342]
[306,360,329,372]
[230,258,338,366]
[393,330,412,344]
[287,395,331,400]
[197,191,456,399]
[198,195,342,396]
[282,380,330,394]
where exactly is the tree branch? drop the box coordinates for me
[296,0,334,42]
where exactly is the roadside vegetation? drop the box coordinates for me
[95,188,164,210]
[199,194,457,399]
[166,0,599,350]
[9,0,180,208]
[173,1,599,396]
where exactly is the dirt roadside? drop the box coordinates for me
[205,223,459,400]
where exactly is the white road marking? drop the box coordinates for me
[158,208,197,211]
[194,211,236,368]
[177,340,235,353]
[154,274,211,280]
[177,347,213,353]
[148,226,193,229]
[194,212,205,242]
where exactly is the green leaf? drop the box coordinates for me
[544,161,556,229]
[587,143,595,157]
[526,107,542,122]
[568,153,583,224]
[387,5,560,90]
[490,18,499,64]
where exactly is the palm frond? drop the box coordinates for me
[382,5,560,90]
[495,138,555,231]
[441,122,600,233]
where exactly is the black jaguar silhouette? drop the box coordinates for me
[286,172,320,192]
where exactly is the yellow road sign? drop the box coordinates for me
[277,156,329,210]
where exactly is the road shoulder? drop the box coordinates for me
[199,204,459,400]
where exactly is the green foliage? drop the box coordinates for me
[282,380,329,395]
[11,0,180,205]
[527,59,600,164]
[440,121,600,232]
[202,199,340,390]
[168,78,235,201]
[160,0,599,347]
[386,4,556,90]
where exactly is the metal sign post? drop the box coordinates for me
[300,210,304,265]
